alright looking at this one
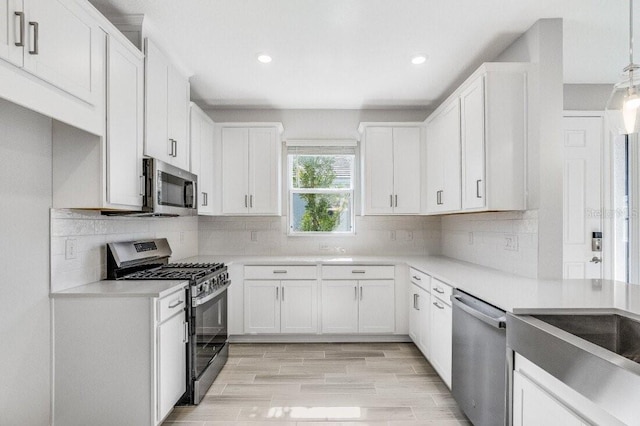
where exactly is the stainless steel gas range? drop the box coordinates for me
[107,238,229,405]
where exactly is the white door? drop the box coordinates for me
[25,0,100,105]
[461,76,486,210]
[106,34,143,208]
[244,280,280,334]
[168,65,190,170]
[221,127,249,214]
[417,287,430,358]
[363,127,394,214]
[321,280,359,333]
[393,127,422,214]
[281,280,318,334]
[430,295,452,387]
[157,313,186,422]
[0,0,24,67]
[249,127,280,215]
[562,116,603,279]
[358,280,395,333]
[144,39,170,163]
[513,371,587,426]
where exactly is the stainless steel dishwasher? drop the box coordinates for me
[451,289,507,426]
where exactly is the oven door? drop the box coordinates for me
[192,289,228,380]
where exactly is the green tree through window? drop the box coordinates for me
[295,157,345,232]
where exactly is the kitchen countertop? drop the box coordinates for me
[182,254,640,317]
[50,279,188,298]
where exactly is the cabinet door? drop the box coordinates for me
[144,39,171,163]
[363,127,394,214]
[24,0,100,105]
[409,284,420,343]
[392,127,421,214]
[249,127,280,215]
[321,280,359,333]
[281,280,318,334]
[221,127,249,214]
[168,65,190,170]
[358,280,395,333]
[513,371,586,426]
[158,312,187,421]
[430,295,452,387]
[244,280,280,334]
[106,34,143,208]
[0,0,24,67]
[440,100,462,212]
[425,117,442,213]
[199,114,215,215]
[461,75,486,210]
[417,287,430,358]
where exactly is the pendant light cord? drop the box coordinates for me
[631,0,635,65]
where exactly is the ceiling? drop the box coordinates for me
[89,0,631,109]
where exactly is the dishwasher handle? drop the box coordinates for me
[451,294,506,329]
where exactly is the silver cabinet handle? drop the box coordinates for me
[436,190,443,205]
[273,270,287,274]
[395,194,398,207]
[168,139,174,156]
[413,294,417,310]
[360,286,363,301]
[390,194,393,207]
[28,21,38,55]
[433,287,445,294]
[476,179,482,198]
[433,301,444,310]
[183,321,189,343]
[250,194,253,208]
[168,299,184,309]
[276,286,279,300]
[244,194,248,207]
[202,192,208,206]
[354,285,358,300]
[416,294,420,310]
[351,270,366,274]
[412,275,421,281]
[590,256,602,264]
[282,286,285,301]
[139,175,145,196]
[14,12,24,47]
[173,139,178,157]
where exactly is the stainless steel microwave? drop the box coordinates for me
[143,158,197,216]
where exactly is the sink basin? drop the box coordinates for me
[532,314,640,364]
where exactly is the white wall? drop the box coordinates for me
[441,19,564,278]
[564,84,611,111]
[0,99,52,425]
[201,108,441,256]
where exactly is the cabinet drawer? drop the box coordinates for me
[244,265,317,280]
[409,267,430,291]
[431,277,453,305]
[322,265,395,280]
[159,288,187,323]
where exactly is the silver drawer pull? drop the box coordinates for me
[352,270,366,274]
[412,275,421,281]
[433,301,444,310]
[168,299,184,309]
[273,270,288,274]
[433,287,445,294]
[14,12,24,47]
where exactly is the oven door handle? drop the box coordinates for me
[192,285,228,307]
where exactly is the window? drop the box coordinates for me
[287,142,356,234]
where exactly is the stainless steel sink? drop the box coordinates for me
[531,314,640,363]
[508,312,640,425]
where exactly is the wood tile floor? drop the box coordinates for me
[164,342,471,425]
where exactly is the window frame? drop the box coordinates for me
[287,147,356,236]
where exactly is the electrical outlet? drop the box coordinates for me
[504,234,518,251]
[468,232,474,245]
[250,231,258,242]
[65,239,77,260]
[319,244,330,252]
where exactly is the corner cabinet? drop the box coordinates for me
[217,123,283,216]
[424,62,528,215]
[359,124,423,215]
[52,285,188,426]
[243,265,318,334]
[190,103,215,215]
[145,38,190,171]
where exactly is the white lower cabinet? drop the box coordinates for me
[243,265,318,334]
[428,277,453,388]
[321,265,395,334]
[513,371,587,426]
[52,286,188,426]
[409,282,431,358]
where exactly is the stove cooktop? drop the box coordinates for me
[122,262,226,281]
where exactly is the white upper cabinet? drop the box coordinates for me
[145,38,190,170]
[425,62,528,215]
[425,100,462,213]
[0,0,25,67]
[106,32,144,208]
[218,123,283,216]
[360,123,422,215]
[190,103,215,215]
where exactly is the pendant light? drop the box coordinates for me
[607,0,640,135]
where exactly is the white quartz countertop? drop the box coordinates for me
[51,280,188,298]
[182,254,640,316]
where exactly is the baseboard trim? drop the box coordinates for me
[229,334,412,343]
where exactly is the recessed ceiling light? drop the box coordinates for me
[257,54,272,64]
[411,55,427,65]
